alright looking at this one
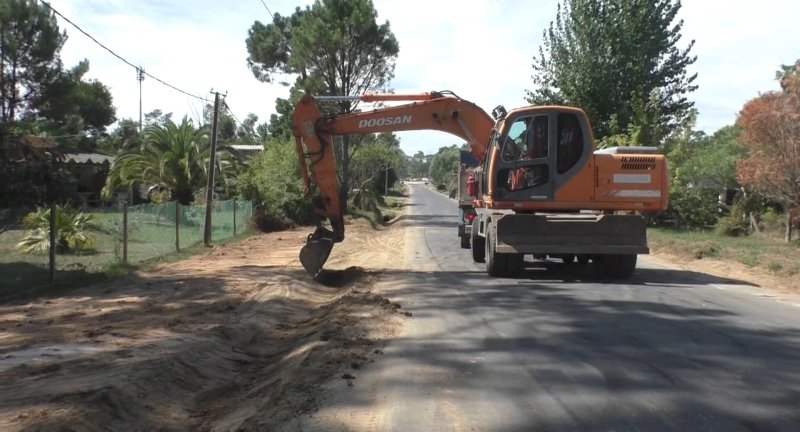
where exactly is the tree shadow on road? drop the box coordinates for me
[305,266,800,430]
[511,259,759,288]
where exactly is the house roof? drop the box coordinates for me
[231,144,264,152]
[62,153,115,165]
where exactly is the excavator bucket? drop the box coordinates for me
[299,228,336,279]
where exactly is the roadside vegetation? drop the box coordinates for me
[528,0,799,283]
[1,0,405,294]
[2,0,798,294]
[649,228,800,278]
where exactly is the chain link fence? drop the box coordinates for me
[0,200,253,294]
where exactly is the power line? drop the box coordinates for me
[258,0,274,19]
[223,101,262,145]
[38,0,207,102]
[254,0,293,87]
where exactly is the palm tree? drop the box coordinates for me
[102,117,241,205]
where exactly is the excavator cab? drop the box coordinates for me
[489,108,590,203]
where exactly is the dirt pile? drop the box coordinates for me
[0,219,407,431]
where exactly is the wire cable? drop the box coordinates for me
[39,1,207,102]
[258,0,275,19]
[223,101,263,145]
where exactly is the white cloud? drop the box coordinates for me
[50,0,800,156]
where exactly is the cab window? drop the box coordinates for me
[502,165,549,191]
[556,113,583,174]
[501,115,548,161]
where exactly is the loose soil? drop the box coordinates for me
[2,206,796,431]
[646,252,800,299]
[0,218,407,431]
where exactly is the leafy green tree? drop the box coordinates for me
[201,102,236,142]
[33,60,116,152]
[428,145,460,190]
[0,0,117,205]
[245,0,399,204]
[235,113,267,145]
[236,140,311,231]
[0,0,65,200]
[527,0,697,144]
[0,0,66,122]
[679,125,743,191]
[37,60,116,135]
[144,109,172,127]
[349,134,403,194]
[95,118,142,156]
[662,187,719,230]
[405,151,430,179]
[265,86,305,142]
[102,118,240,205]
[651,111,719,230]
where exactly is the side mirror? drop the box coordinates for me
[492,105,507,121]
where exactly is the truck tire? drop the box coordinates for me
[591,254,619,279]
[485,222,508,277]
[506,253,524,277]
[471,218,485,263]
[559,254,576,265]
[591,254,637,279]
[615,254,637,279]
[460,234,470,249]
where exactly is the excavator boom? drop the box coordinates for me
[291,92,494,278]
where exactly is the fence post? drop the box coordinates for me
[122,202,128,264]
[49,203,56,284]
[233,199,237,236]
[175,201,180,252]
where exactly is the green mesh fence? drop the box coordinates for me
[125,199,253,263]
[0,200,253,294]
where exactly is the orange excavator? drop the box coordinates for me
[291,91,668,279]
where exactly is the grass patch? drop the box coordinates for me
[768,262,783,272]
[0,226,256,302]
[384,196,406,209]
[347,193,407,228]
[648,227,800,277]
[347,208,382,229]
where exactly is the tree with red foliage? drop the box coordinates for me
[736,60,800,242]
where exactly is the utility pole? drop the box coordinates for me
[137,66,145,132]
[385,163,390,196]
[203,91,223,246]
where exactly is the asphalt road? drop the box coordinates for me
[301,183,800,431]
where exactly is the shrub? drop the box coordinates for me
[16,205,94,254]
[715,203,748,237]
[349,187,381,212]
[715,216,748,237]
[663,186,719,229]
[236,142,312,231]
[760,208,785,234]
[691,241,720,259]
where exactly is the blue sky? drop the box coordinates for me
[51,0,800,156]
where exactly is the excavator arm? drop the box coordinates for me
[291,91,494,278]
